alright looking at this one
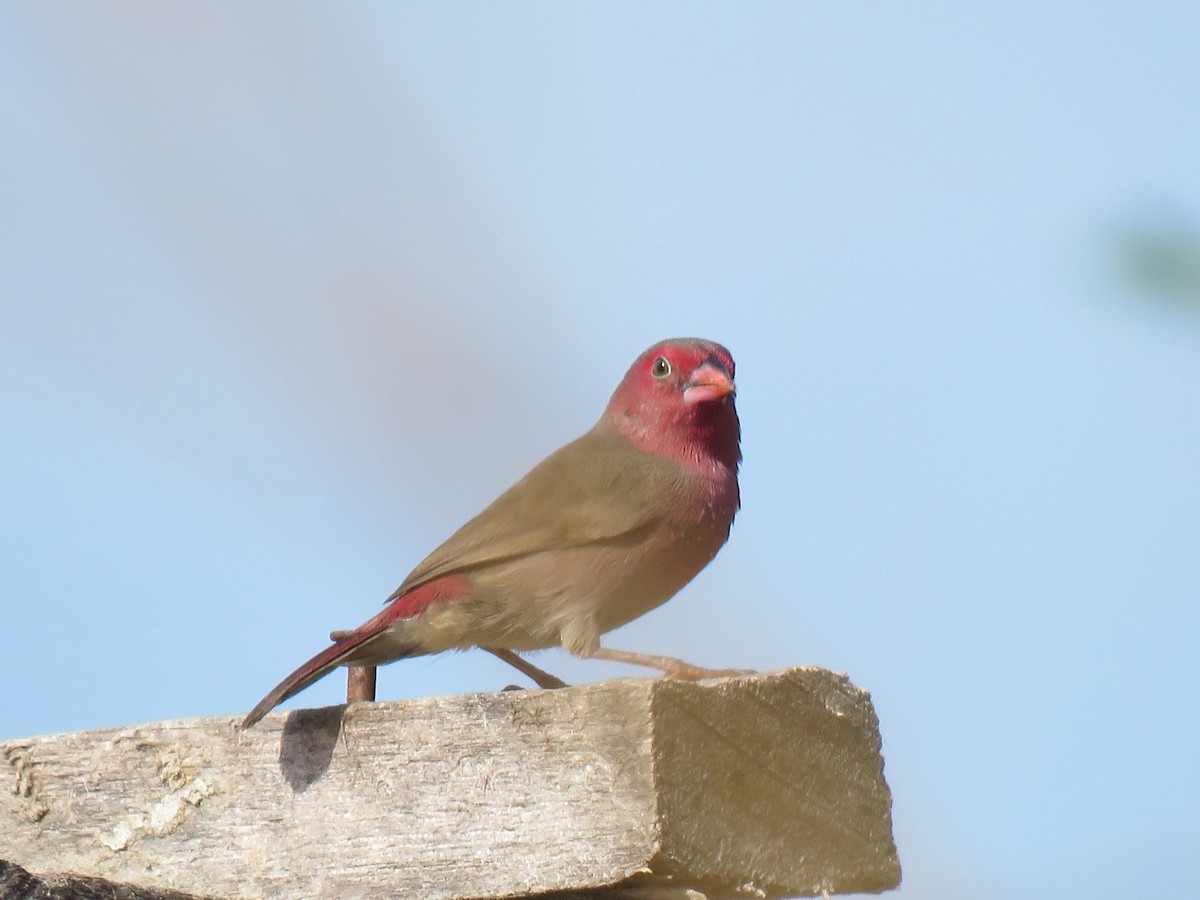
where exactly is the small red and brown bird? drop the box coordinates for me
[242,337,744,728]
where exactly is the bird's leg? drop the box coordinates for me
[484,647,570,689]
[586,646,755,680]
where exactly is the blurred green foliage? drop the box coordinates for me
[1116,214,1200,311]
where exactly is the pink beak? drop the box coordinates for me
[682,362,735,405]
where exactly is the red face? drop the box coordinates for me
[605,338,740,468]
[626,338,736,408]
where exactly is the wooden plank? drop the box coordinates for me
[0,858,210,899]
[1,668,899,898]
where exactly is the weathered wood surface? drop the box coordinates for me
[1,668,899,899]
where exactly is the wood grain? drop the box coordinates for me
[1,669,899,898]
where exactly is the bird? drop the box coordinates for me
[242,337,744,728]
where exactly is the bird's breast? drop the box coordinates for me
[460,462,738,651]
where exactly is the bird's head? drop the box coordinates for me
[603,338,741,471]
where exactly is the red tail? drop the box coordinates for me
[241,575,474,729]
[241,627,415,728]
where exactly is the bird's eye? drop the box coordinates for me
[651,357,671,378]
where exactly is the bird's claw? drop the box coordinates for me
[663,663,756,681]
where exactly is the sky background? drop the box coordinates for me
[3,4,1199,899]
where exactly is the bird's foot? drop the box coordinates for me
[662,661,757,681]
[484,647,570,689]
[586,646,754,680]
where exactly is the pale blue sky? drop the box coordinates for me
[3,5,1199,898]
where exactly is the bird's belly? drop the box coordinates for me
[461,520,729,653]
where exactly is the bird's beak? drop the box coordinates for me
[682,362,735,405]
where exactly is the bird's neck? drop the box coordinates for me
[605,403,741,476]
